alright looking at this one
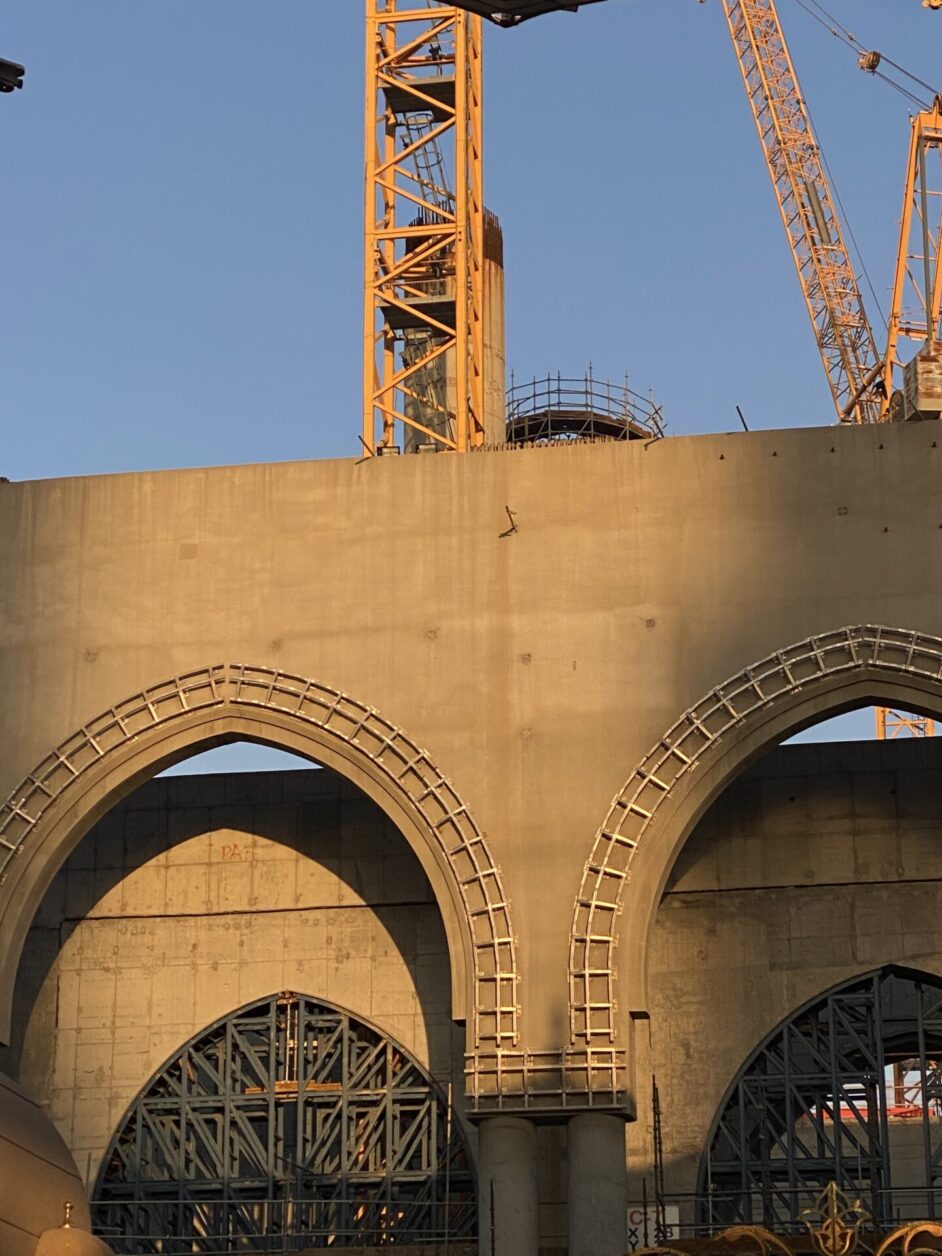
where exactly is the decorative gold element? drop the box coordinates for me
[800,1183,869,1256]
[61,1202,73,1229]
[714,1224,795,1256]
[875,1221,942,1256]
[624,1184,942,1256]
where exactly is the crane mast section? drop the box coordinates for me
[721,0,884,423]
[885,98,942,408]
[363,2,485,455]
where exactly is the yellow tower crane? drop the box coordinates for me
[440,0,940,738]
[719,0,885,425]
[885,94,942,421]
[363,1,485,455]
[714,3,940,734]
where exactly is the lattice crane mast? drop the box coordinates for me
[453,0,940,428]
[885,93,942,421]
[719,0,885,425]
[364,1,485,455]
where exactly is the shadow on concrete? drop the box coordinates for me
[1,762,459,1090]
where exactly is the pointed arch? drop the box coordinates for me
[698,965,942,1229]
[570,626,942,1045]
[0,665,516,1050]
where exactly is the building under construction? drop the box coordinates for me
[3,4,942,1256]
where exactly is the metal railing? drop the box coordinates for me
[504,370,664,445]
[647,1183,942,1240]
[93,1196,477,1253]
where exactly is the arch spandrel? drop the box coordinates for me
[570,625,942,1048]
[0,664,517,1053]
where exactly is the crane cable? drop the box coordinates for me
[782,0,942,328]
[789,0,940,108]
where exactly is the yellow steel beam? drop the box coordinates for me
[876,709,936,738]
[721,0,885,424]
[364,0,485,455]
[885,96,942,400]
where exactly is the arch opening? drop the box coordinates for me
[697,967,942,1233]
[0,666,518,1050]
[3,752,470,1196]
[570,626,942,1044]
[92,991,477,1250]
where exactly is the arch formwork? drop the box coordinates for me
[0,664,517,1052]
[570,625,942,1047]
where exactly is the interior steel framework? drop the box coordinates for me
[363,1,485,454]
[698,968,942,1232]
[93,993,476,1251]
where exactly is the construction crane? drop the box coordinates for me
[363,2,485,455]
[719,0,885,425]
[439,0,941,740]
[885,93,942,421]
[450,0,940,424]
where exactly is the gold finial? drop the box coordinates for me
[62,1202,73,1229]
[801,1182,869,1256]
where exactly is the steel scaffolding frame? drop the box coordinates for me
[93,993,475,1251]
[698,968,942,1232]
[363,1,484,454]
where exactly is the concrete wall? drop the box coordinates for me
[0,767,464,1187]
[5,426,942,1056]
[631,735,942,1205]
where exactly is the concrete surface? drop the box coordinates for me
[1,767,463,1186]
[5,429,942,1252]
[5,426,942,1062]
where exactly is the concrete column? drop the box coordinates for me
[477,1115,539,1256]
[567,1113,628,1256]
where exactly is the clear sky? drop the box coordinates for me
[3,0,937,753]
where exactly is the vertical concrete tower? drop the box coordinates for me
[483,209,507,437]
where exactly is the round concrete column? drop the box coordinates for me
[476,1115,539,1256]
[567,1113,628,1256]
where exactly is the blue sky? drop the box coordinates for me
[3,0,936,755]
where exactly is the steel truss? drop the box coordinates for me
[721,0,884,424]
[93,993,475,1251]
[876,708,936,739]
[699,968,942,1231]
[885,96,942,411]
[363,1,484,454]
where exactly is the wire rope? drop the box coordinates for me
[783,0,942,326]
[776,0,887,325]
[789,0,940,107]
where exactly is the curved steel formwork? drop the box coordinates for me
[697,968,942,1233]
[93,993,475,1251]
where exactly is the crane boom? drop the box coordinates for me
[721,0,885,423]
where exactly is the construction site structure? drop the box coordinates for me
[886,96,942,421]
[876,708,936,738]
[719,0,885,425]
[504,370,663,445]
[363,1,488,454]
